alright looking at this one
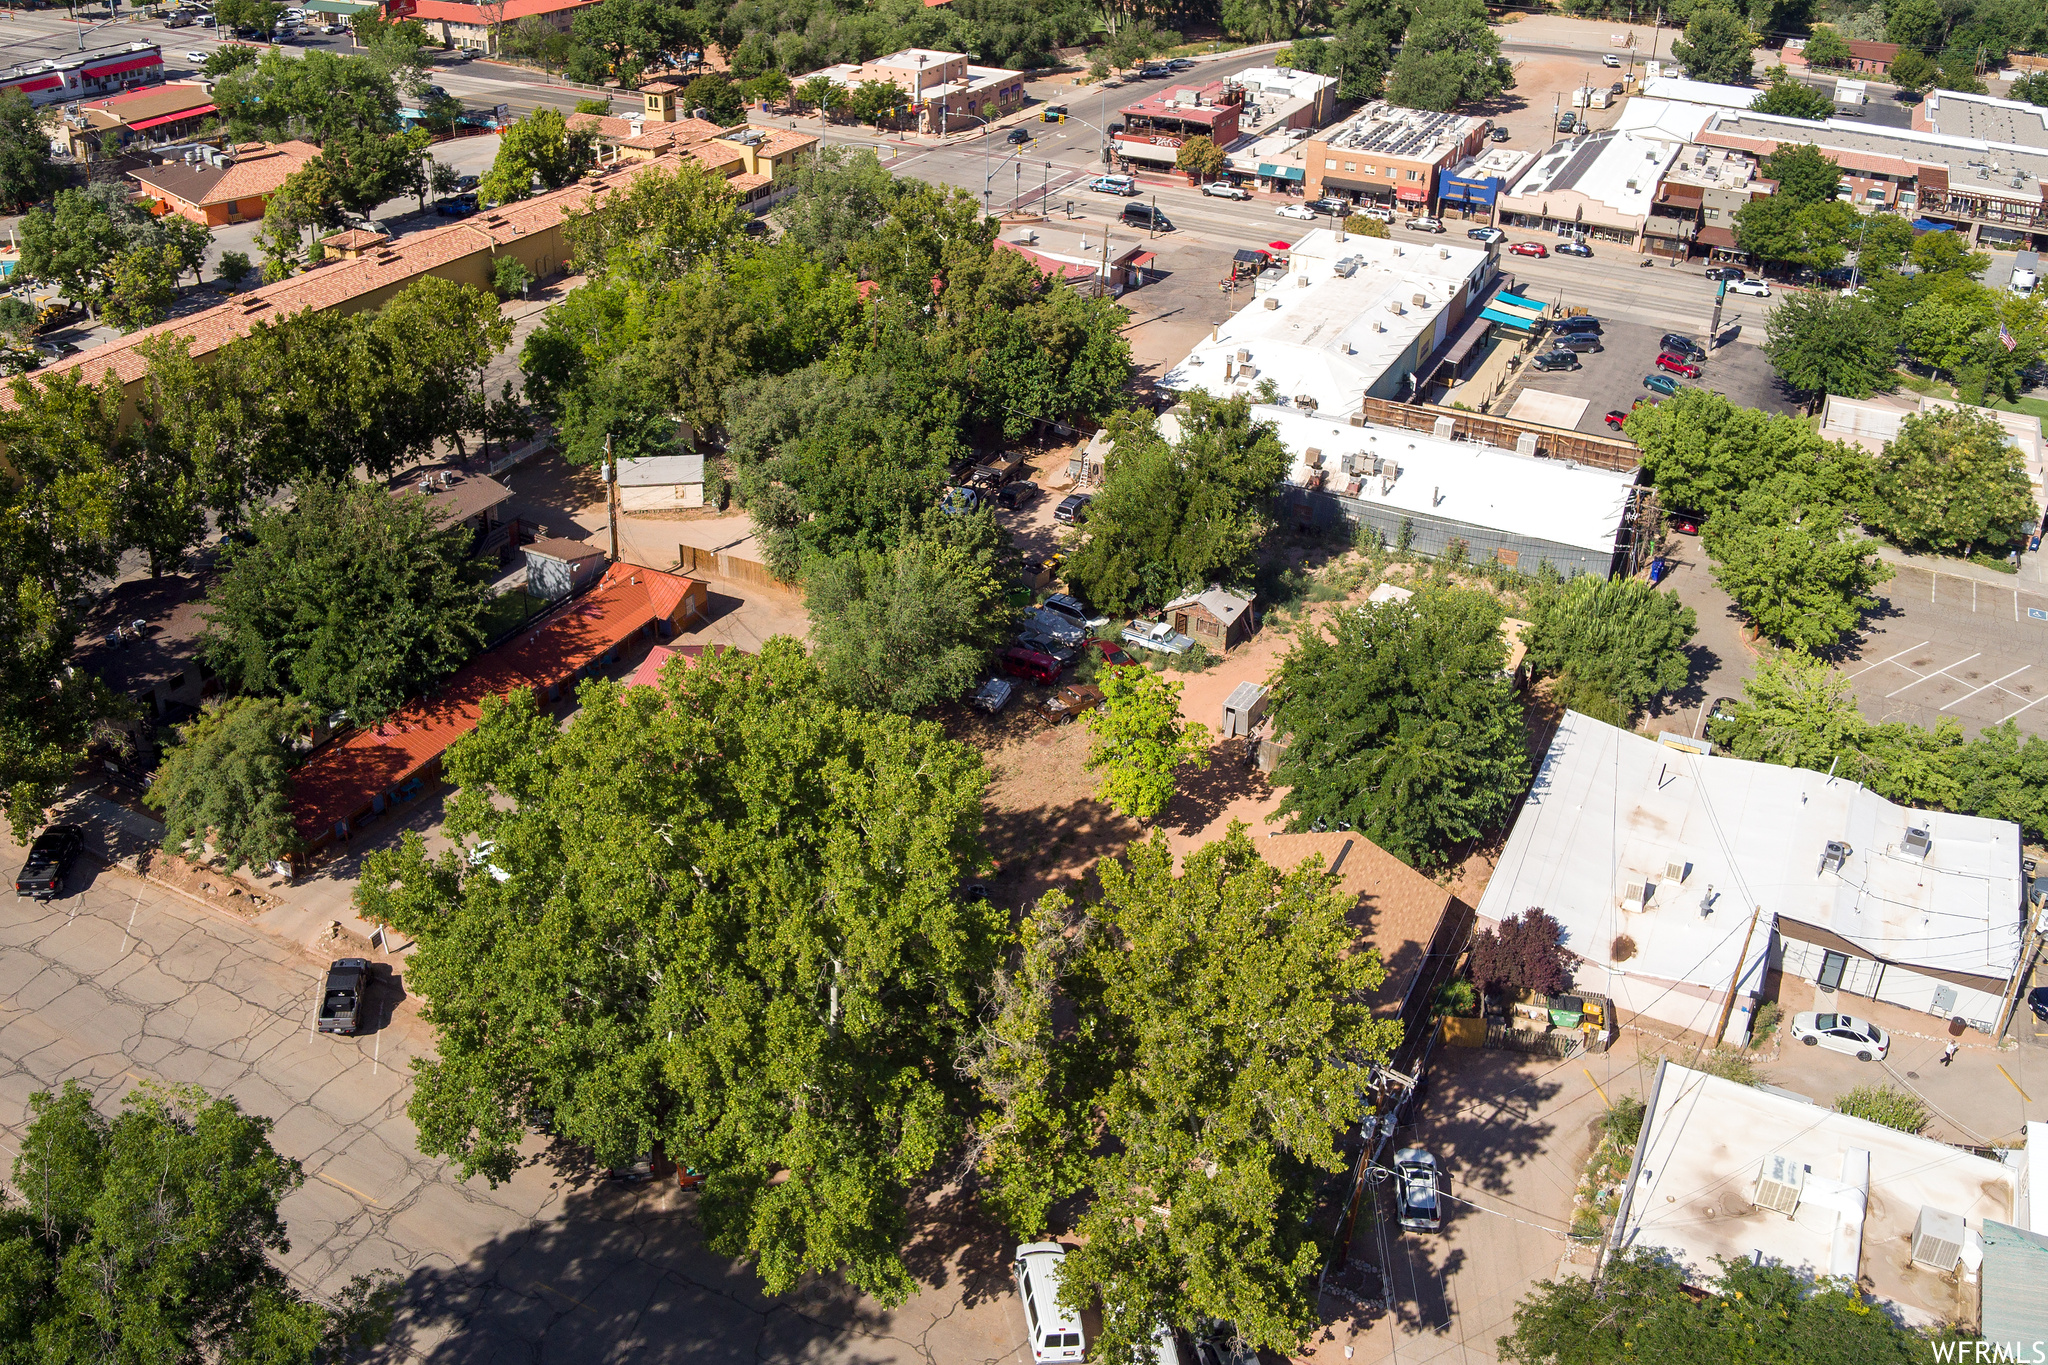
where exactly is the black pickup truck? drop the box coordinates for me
[14,825,83,901]
[317,958,371,1035]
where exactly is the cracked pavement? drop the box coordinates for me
[0,845,1032,1364]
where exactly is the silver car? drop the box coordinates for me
[1396,1147,1441,1231]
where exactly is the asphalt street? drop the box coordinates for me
[0,841,1033,1364]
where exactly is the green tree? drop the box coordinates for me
[0,89,57,211]
[795,73,845,122]
[2011,71,2048,107]
[1386,0,1514,111]
[574,96,613,116]
[1081,667,1211,821]
[491,253,533,300]
[1863,407,2037,555]
[1801,24,1853,67]
[1764,288,1901,401]
[1220,0,1331,42]
[1521,575,1696,722]
[1896,278,2043,403]
[1951,720,2048,843]
[1760,142,1844,206]
[1888,47,1936,89]
[1064,399,1290,615]
[1269,585,1529,867]
[1670,6,1758,83]
[216,249,254,286]
[478,105,596,204]
[1750,65,1834,118]
[145,696,309,871]
[17,187,133,317]
[1701,479,1891,651]
[101,244,184,332]
[684,71,747,123]
[1501,1246,1942,1364]
[203,42,261,78]
[562,159,748,284]
[744,69,793,107]
[1627,388,1874,517]
[1708,649,1871,769]
[211,48,402,144]
[968,826,1403,1364]
[256,158,343,280]
[200,476,495,721]
[846,77,903,126]
[356,641,1000,1305]
[1886,0,1943,47]
[805,535,1015,714]
[568,0,692,85]
[1174,133,1226,178]
[769,145,904,271]
[1344,213,1392,237]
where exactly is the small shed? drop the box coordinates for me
[616,454,706,511]
[524,536,607,601]
[1163,585,1256,653]
[1221,681,1268,738]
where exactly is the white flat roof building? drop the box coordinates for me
[1160,228,1495,417]
[1616,1061,2018,1328]
[1479,711,2027,1043]
[1640,76,1765,110]
[1230,64,1338,132]
[1497,128,1684,242]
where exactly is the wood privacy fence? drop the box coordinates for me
[676,544,801,597]
[1486,1022,1582,1059]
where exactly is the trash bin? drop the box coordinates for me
[1648,555,1668,585]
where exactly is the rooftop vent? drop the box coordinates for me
[1910,1206,1966,1271]
[1236,349,1250,363]
[1386,300,1404,316]
[1754,1155,1806,1216]
[1818,839,1852,876]
[1432,416,1455,440]
[1411,292,1429,308]
[1515,432,1539,457]
[1304,447,1324,467]
[1902,827,1932,860]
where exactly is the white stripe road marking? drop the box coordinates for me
[1848,640,1929,678]
[1939,665,2031,711]
[2001,691,2048,723]
[1884,653,1980,698]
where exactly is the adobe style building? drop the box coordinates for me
[794,49,1025,135]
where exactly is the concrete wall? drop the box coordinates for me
[1280,487,1622,579]
[1776,935,2007,1031]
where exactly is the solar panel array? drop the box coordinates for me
[1335,107,1466,159]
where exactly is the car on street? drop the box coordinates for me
[436,195,479,217]
[1040,104,1067,122]
[1660,332,1706,360]
[1404,216,1445,233]
[1120,203,1172,231]
[1509,241,1548,257]
[1603,53,1622,66]
[1275,203,1317,221]
[1395,1148,1442,1232]
[1354,204,1395,222]
[1087,174,1139,196]
[1307,196,1349,216]
[1013,1242,1087,1363]
[185,49,207,61]
[316,958,370,1035]
[1005,127,1031,144]
[968,677,1016,714]
[1203,180,1250,199]
[1631,394,1660,412]
[1531,350,1580,371]
[1604,409,1628,430]
[1729,277,1772,297]
[14,824,83,900]
[1789,1011,1889,1061]
[1671,513,1702,534]
[1705,265,1745,281]
[1168,57,1194,70]
[1088,639,1141,669]
[1488,125,1511,141]
[1655,351,1703,378]
[1467,226,1504,242]
[999,646,1062,687]
[1054,492,1092,524]
[1642,373,1680,395]
[1556,240,1594,257]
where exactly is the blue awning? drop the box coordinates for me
[1257,163,1304,181]
[1496,290,1548,311]
[1480,307,1536,331]
[1910,217,1954,232]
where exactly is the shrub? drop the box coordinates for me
[1469,908,1571,997]
[492,253,533,301]
[1605,1094,1645,1146]
[1435,978,1479,1018]
[216,250,253,286]
[1697,1049,1759,1086]
[1749,999,1781,1046]
[1834,1084,1927,1133]
[1610,933,1636,963]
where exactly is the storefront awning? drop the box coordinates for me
[1480,307,1536,331]
[84,55,160,80]
[128,104,214,132]
[1495,290,1547,312]
[1256,163,1304,181]
[11,75,61,94]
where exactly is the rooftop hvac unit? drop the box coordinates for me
[1515,432,1539,457]
[1665,860,1688,883]
[1386,300,1404,316]
[1911,1206,1966,1271]
[1432,416,1455,440]
[1753,1155,1806,1216]
[1902,827,1932,860]
[1304,447,1324,468]
[1379,459,1399,484]
[1264,297,1280,309]
[1411,292,1430,307]
[1236,349,1251,363]
[1437,246,1449,259]
[1818,839,1852,876]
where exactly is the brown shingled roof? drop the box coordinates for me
[131,140,319,209]
[1258,831,1461,1012]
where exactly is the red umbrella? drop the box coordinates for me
[1269,241,1292,251]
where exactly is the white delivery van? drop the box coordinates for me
[1013,1243,1087,1363]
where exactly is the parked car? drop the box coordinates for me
[1054,492,1092,524]
[1395,1148,1442,1232]
[2028,984,2048,1023]
[1557,113,1581,133]
[1088,639,1141,669]
[1602,52,1622,66]
[1660,332,1706,360]
[1121,203,1172,231]
[1789,1011,1889,1061]
[1013,1243,1087,1364]
[1508,241,1548,257]
[1040,592,1096,627]
[969,677,1016,714]
[1705,265,1745,281]
[1554,333,1602,353]
[1005,127,1031,144]
[1671,512,1702,534]
[1275,202,1317,221]
[1556,240,1594,257]
[1021,607,1085,646]
[1028,684,1105,726]
[999,646,1063,687]
[1123,618,1195,654]
[1203,180,1250,200]
[1553,315,1602,334]
[316,958,370,1035]
[1404,216,1445,233]
[1729,277,1772,297]
[1603,409,1628,430]
[1354,204,1395,223]
[939,486,984,515]
[1642,373,1680,395]
[1654,351,1702,378]
[994,480,1039,510]
[1488,125,1511,142]
[1307,196,1349,216]
[1631,394,1661,412]
[1531,349,1581,372]
[1017,631,1079,667]
[1467,226,1504,243]
[14,824,82,900]
[436,195,479,218]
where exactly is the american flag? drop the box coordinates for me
[2000,322,2017,352]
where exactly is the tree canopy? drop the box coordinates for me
[357,641,1001,1306]
[1701,476,1891,652]
[0,89,57,212]
[1670,6,1757,83]
[1763,288,1901,401]
[1862,407,2038,555]
[1750,66,1834,118]
[1385,0,1514,111]
[1521,574,1696,723]
[145,695,310,871]
[1082,667,1211,820]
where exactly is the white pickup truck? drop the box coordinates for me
[1122,619,1195,654]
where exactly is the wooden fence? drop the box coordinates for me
[1486,1022,1582,1059]
[676,544,801,597]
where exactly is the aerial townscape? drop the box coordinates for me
[5,0,2048,1359]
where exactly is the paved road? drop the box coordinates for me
[0,839,1029,1364]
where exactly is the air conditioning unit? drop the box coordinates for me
[1911,1206,1966,1271]
[1665,860,1688,883]
[1902,827,1932,860]
[1818,839,1852,876]
[1433,416,1455,440]
[1753,1155,1806,1216]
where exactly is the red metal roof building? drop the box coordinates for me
[289,563,708,851]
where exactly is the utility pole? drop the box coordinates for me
[604,432,619,564]
[1712,905,1764,1046]
[1993,895,2041,1040]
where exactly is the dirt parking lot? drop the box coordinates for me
[1496,317,1800,437]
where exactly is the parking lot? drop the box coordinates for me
[1494,317,1802,437]
[1840,563,2048,739]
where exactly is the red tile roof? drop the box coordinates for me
[289,562,703,838]
[624,641,739,688]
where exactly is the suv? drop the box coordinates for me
[1660,332,1706,360]
[1404,216,1445,233]
[1466,226,1504,243]
[1655,351,1702,378]
[1532,349,1581,372]
[1554,332,1602,353]
[1041,592,1094,627]
[1120,203,1172,231]
[999,647,1062,687]
[1306,196,1349,216]
[1005,127,1030,145]
[1704,265,1744,282]
[1552,315,1602,334]
[14,824,82,900]
[1054,493,1092,525]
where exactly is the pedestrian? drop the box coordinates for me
[1940,1040,1959,1067]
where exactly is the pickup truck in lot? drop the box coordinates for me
[1122,619,1195,654]
[13,824,83,900]
[317,958,371,1035]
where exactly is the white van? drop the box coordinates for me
[1013,1243,1086,1363]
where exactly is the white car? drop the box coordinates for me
[1086,174,1138,196]
[1603,53,1622,67]
[1729,277,1772,297]
[1395,1148,1441,1231]
[1203,181,1250,200]
[1789,1010,1889,1061]
[1275,202,1317,221]
[185,49,207,62]
[1013,1243,1086,1363]
[1355,205,1395,223]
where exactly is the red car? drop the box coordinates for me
[1654,351,1702,378]
[1671,515,1701,535]
[1089,639,1141,669]
[1603,410,1628,431]
[1509,241,1548,258]
[998,646,1061,686]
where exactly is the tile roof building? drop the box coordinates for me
[44,80,217,159]
[796,49,1025,136]
[403,0,601,53]
[130,140,322,227]
[289,562,708,853]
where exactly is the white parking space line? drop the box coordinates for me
[1939,665,2032,712]
[1884,653,1980,698]
[1847,640,1929,679]
[2001,692,2048,723]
